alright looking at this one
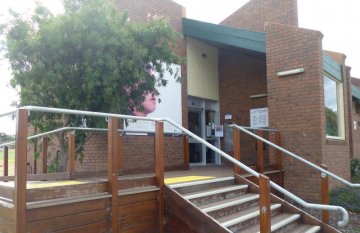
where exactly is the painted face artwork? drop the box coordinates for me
[129,63,157,117]
[132,91,157,117]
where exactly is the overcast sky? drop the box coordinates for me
[0,0,359,134]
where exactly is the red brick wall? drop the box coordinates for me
[266,22,325,201]
[219,49,267,165]
[322,51,351,190]
[221,0,298,32]
[74,133,185,173]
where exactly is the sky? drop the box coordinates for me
[0,0,359,135]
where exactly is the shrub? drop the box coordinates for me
[330,187,360,213]
[351,159,360,177]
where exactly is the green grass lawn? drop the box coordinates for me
[0,148,15,176]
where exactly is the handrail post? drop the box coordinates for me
[108,117,119,232]
[183,135,189,169]
[14,109,28,232]
[275,132,282,170]
[68,132,76,179]
[3,146,8,177]
[233,128,242,174]
[155,121,165,233]
[118,132,124,175]
[259,174,271,233]
[257,130,264,173]
[321,164,330,224]
[42,137,48,173]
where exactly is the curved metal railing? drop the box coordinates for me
[229,124,360,189]
[0,106,351,226]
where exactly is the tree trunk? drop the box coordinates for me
[57,131,68,172]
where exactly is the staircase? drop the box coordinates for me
[165,175,339,233]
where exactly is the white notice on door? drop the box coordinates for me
[250,108,269,128]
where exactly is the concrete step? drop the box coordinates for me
[218,203,282,232]
[283,224,321,233]
[184,184,248,206]
[200,193,260,219]
[240,213,300,233]
[169,176,236,194]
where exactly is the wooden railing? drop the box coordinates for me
[4,109,167,232]
[232,127,282,175]
[0,107,346,232]
[232,126,332,232]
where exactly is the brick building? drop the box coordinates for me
[29,0,359,203]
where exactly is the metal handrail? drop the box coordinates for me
[230,124,360,189]
[2,106,349,226]
[0,126,183,147]
[166,119,349,227]
[238,126,278,132]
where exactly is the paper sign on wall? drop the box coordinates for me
[250,108,269,128]
[215,124,224,137]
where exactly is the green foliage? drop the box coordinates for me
[47,152,62,173]
[0,133,15,144]
[330,187,360,213]
[2,0,181,131]
[351,159,360,177]
[1,0,182,169]
[325,107,338,136]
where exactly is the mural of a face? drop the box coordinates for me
[132,91,157,117]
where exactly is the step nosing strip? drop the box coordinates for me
[169,177,234,188]
[222,203,282,227]
[268,214,301,232]
[304,226,321,233]
[185,185,248,200]
[202,194,259,213]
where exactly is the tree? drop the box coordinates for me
[325,107,338,136]
[0,133,15,145]
[1,0,182,171]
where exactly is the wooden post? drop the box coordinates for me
[259,174,271,233]
[257,130,264,173]
[3,146,8,176]
[118,132,124,175]
[155,121,165,233]
[68,132,76,179]
[14,109,28,233]
[42,137,48,173]
[275,132,282,170]
[33,142,37,174]
[183,135,189,169]
[233,128,242,174]
[321,164,330,224]
[108,117,119,232]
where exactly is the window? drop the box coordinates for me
[324,75,344,139]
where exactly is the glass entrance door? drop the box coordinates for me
[188,110,203,164]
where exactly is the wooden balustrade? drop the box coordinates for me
[259,174,271,233]
[68,132,76,179]
[155,121,165,233]
[3,146,8,177]
[321,164,330,224]
[118,132,124,175]
[232,128,282,175]
[233,128,242,174]
[183,135,189,169]
[275,132,282,170]
[108,117,119,232]
[42,137,48,173]
[14,109,28,232]
[256,130,264,174]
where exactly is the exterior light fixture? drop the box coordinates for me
[277,68,305,77]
